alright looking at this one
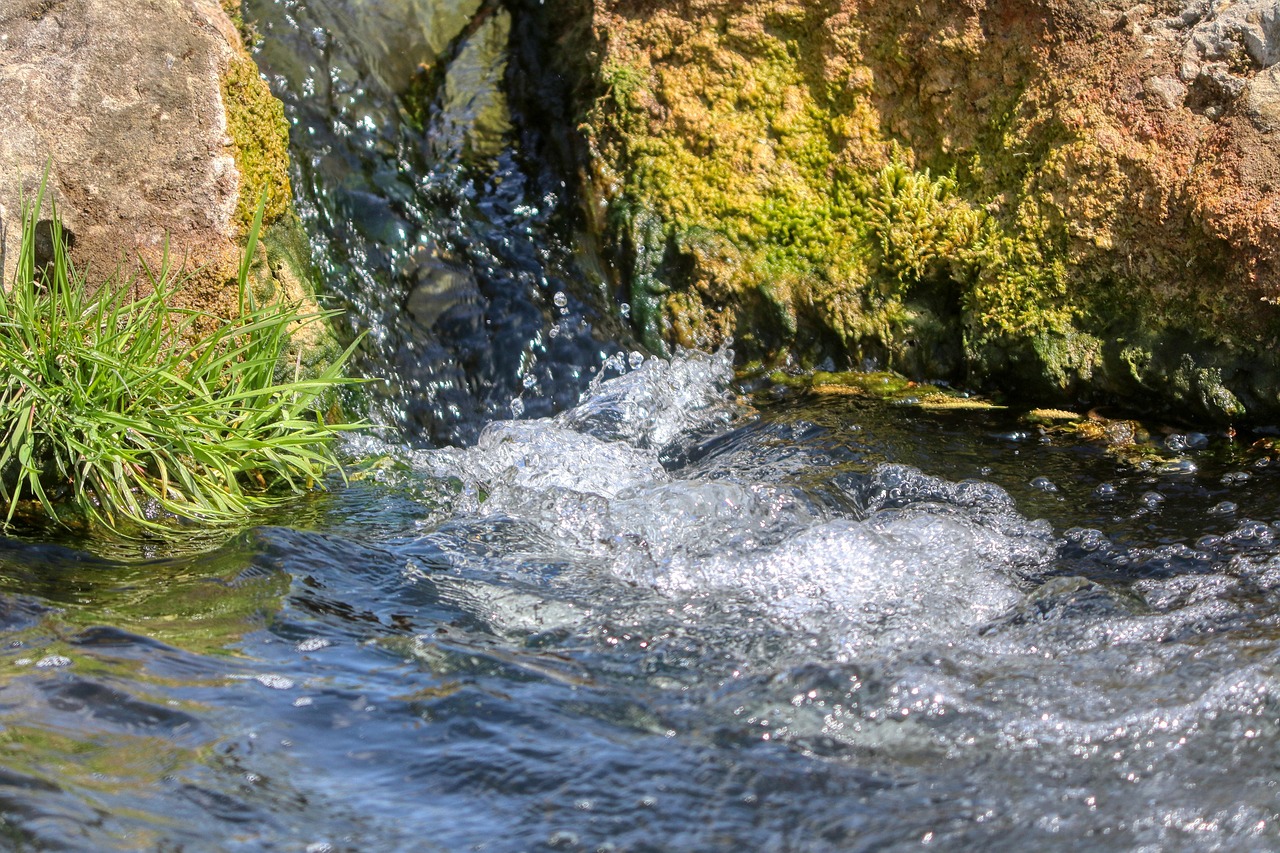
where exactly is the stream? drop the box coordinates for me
[0,1,1278,850]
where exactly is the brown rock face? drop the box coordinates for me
[0,0,291,321]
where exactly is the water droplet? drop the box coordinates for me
[553,291,568,308]
[510,398,526,418]
[619,302,631,318]
[628,351,645,369]
[522,374,537,390]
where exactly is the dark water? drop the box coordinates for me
[1,2,1279,850]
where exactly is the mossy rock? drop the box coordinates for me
[540,0,1280,423]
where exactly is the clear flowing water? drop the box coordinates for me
[1,2,1279,850]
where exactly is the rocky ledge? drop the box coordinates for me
[530,0,1280,421]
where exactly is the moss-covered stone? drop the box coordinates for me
[540,0,1280,422]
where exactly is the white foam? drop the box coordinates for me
[408,350,1052,652]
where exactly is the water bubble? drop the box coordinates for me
[1227,520,1273,543]
[1208,501,1238,516]
[1065,527,1111,552]
[1140,491,1166,508]
[1030,476,1058,492]
[1221,471,1251,485]
[553,291,568,308]
[1094,482,1119,499]
[1159,458,1197,475]
[619,303,631,318]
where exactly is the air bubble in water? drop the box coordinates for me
[1208,501,1238,516]
[1140,491,1165,508]
[1030,476,1058,492]
[1094,482,1118,499]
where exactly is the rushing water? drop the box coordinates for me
[1,1,1279,850]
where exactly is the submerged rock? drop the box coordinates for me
[0,0,336,364]
[523,0,1280,421]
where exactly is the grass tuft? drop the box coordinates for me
[0,177,364,535]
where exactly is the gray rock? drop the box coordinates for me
[1144,74,1188,108]
[1180,0,1280,73]
[0,0,248,293]
[1244,63,1280,130]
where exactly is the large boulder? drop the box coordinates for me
[530,0,1280,421]
[0,0,332,361]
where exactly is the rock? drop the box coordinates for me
[0,0,334,363]
[1144,74,1188,109]
[520,0,1280,421]
[1244,64,1280,130]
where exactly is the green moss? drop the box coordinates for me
[220,55,292,235]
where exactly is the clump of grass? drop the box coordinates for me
[0,181,363,535]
